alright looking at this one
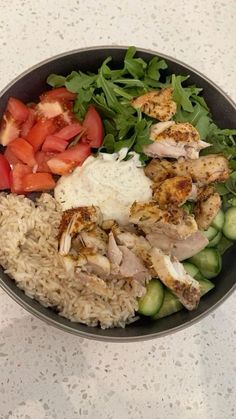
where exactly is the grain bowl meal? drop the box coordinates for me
[0,47,235,328]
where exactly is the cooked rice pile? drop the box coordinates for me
[0,193,145,328]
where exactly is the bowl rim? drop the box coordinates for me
[0,45,235,342]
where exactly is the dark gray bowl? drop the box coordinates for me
[0,47,235,341]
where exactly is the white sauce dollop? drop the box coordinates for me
[54,154,152,224]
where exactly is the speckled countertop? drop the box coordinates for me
[0,1,235,418]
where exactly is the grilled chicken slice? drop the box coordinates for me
[130,201,197,240]
[107,231,150,281]
[143,122,210,159]
[147,231,209,261]
[76,247,111,277]
[110,226,155,274]
[59,206,102,255]
[194,192,221,230]
[80,227,108,255]
[132,88,177,121]
[144,158,170,183]
[118,246,151,282]
[76,271,112,297]
[150,247,201,310]
[145,155,230,185]
[152,176,195,207]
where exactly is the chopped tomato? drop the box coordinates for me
[47,143,91,176]
[7,97,29,122]
[55,110,75,128]
[21,172,56,192]
[47,158,77,175]
[42,135,68,153]
[20,108,36,138]
[11,163,32,193]
[35,151,57,173]
[8,138,37,168]
[27,118,57,151]
[56,122,83,141]
[82,106,103,148]
[36,101,64,119]
[0,113,20,146]
[40,87,76,103]
[4,147,21,166]
[0,155,11,190]
[57,143,91,164]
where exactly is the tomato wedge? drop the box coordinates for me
[27,118,57,151]
[40,87,76,102]
[36,101,64,119]
[8,138,37,167]
[4,147,21,166]
[35,151,57,173]
[21,108,36,138]
[7,97,29,122]
[21,172,55,192]
[47,158,76,176]
[11,163,32,194]
[42,135,68,153]
[57,143,91,164]
[56,122,83,141]
[0,113,20,146]
[82,106,103,148]
[0,155,11,190]
[47,143,91,175]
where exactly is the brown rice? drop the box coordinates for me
[0,193,145,328]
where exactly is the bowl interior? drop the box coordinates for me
[0,47,235,341]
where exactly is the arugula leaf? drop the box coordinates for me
[171,75,194,112]
[92,93,116,118]
[101,134,116,153]
[47,74,66,87]
[124,47,147,79]
[146,57,168,80]
[65,71,97,92]
[114,133,136,152]
[214,183,229,196]
[73,87,94,119]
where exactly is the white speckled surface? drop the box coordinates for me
[0,1,235,418]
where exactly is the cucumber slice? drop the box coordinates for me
[182,262,199,278]
[195,271,205,281]
[207,231,222,247]
[217,235,233,255]
[189,248,222,279]
[197,277,215,296]
[202,226,218,241]
[152,289,183,320]
[223,207,236,240]
[211,209,225,230]
[138,279,164,316]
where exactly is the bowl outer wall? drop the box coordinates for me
[0,46,235,342]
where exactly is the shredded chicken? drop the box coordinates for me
[150,247,201,310]
[152,176,194,207]
[146,231,209,261]
[80,227,108,255]
[144,155,230,185]
[129,201,197,240]
[143,122,210,159]
[132,88,177,121]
